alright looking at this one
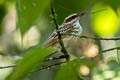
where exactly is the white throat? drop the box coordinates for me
[73,20,82,35]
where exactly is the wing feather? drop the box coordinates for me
[43,24,73,47]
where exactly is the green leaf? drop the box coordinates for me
[53,0,95,24]
[0,6,5,35]
[55,59,95,80]
[16,0,50,35]
[102,0,120,13]
[0,0,5,5]
[6,47,55,80]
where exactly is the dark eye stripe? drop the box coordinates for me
[64,14,79,23]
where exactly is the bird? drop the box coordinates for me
[43,13,85,47]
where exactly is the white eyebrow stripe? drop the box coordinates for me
[64,13,78,23]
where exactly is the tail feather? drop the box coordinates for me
[43,38,58,47]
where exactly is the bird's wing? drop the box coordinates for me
[43,30,58,47]
[59,23,73,33]
[43,24,74,47]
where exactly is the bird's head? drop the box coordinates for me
[63,12,85,23]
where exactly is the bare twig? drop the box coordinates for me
[99,47,120,53]
[45,55,67,61]
[62,33,120,41]
[0,33,119,57]
[0,47,120,70]
[117,49,120,63]
[0,65,15,69]
[50,2,70,61]
[31,61,67,73]
[45,46,120,61]
[0,51,12,56]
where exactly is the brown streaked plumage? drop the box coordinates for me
[43,13,84,47]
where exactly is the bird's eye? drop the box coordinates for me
[64,14,79,23]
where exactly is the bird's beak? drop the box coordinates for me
[77,13,85,20]
[78,12,85,17]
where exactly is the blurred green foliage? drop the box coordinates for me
[6,47,55,80]
[0,5,5,35]
[55,59,95,80]
[0,0,119,80]
[102,0,120,12]
[0,0,5,5]
[92,61,120,80]
[53,0,95,24]
[92,3,119,36]
[16,0,50,35]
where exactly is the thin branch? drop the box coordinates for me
[0,33,119,56]
[99,47,120,53]
[0,51,7,56]
[50,2,70,60]
[117,49,120,63]
[0,55,67,70]
[0,65,15,69]
[31,61,67,73]
[62,33,120,41]
[0,46,120,70]
[26,61,67,78]
[0,51,12,56]
[45,55,67,61]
